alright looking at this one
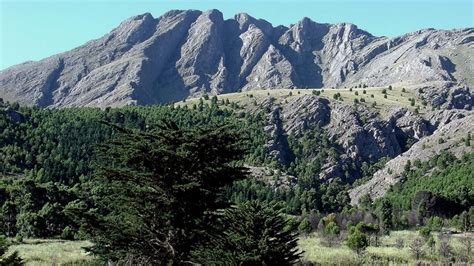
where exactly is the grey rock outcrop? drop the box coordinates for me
[1,10,472,107]
[264,102,292,165]
[349,113,474,205]
[280,95,402,180]
[415,82,473,110]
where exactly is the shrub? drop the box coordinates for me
[419,226,431,238]
[61,226,74,240]
[298,218,312,234]
[346,229,369,255]
[427,216,443,231]
[324,221,340,235]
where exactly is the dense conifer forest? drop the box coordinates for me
[0,100,473,264]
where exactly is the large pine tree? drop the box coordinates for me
[74,120,248,264]
[192,201,302,265]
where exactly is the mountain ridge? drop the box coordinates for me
[0,9,473,107]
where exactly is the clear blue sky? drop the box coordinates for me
[0,0,472,69]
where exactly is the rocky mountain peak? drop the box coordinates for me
[0,9,472,107]
[111,12,157,45]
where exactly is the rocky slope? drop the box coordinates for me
[349,111,473,205]
[181,88,472,202]
[203,91,473,185]
[1,9,472,107]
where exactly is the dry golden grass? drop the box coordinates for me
[299,230,473,265]
[175,86,427,116]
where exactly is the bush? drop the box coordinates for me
[298,218,312,234]
[61,226,74,240]
[324,221,340,235]
[346,229,369,255]
[427,216,443,231]
[419,226,431,238]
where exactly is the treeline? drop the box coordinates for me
[0,98,474,252]
[291,151,474,246]
[0,99,363,240]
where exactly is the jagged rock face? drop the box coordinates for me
[282,95,331,135]
[349,113,474,205]
[1,10,472,107]
[264,102,292,165]
[276,95,403,180]
[414,82,473,110]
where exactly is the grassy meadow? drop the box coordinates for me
[175,86,425,116]
[7,239,96,265]
[299,230,472,265]
[8,230,472,265]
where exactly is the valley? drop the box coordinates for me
[0,7,473,265]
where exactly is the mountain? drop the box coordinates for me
[174,88,473,198]
[1,9,473,108]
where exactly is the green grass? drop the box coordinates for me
[7,239,96,266]
[175,86,425,116]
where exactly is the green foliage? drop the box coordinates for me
[298,218,312,234]
[0,235,22,265]
[378,199,393,231]
[74,121,248,264]
[418,226,431,239]
[346,228,369,255]
[382,152,474,211]
[61,226,74,240]
[0,102,278,238]
[325,221,340,236]
[426,216,443,231]
[192,201,302,265]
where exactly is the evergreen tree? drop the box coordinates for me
[76,120,248,264]
[346,228,368,256]
[193,201,302,265]
[379,199,393,231]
